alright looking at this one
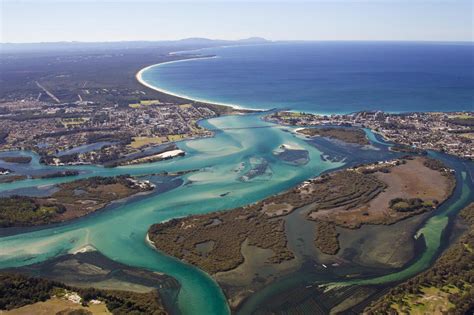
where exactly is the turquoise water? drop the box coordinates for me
[1,113,472,314]
[333,166,473,287]
[0,114,343,315]
[234,153,474,314]
[141,42,474,113]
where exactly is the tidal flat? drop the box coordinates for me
[146,118,471,313]
[0,113,472,315]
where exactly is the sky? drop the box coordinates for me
[1,0,472,43]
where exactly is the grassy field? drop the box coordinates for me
[309,157,454,228]
[130,134,188,143]
[128,100,161,108]
[167,134,186,142]
[3,297,110,315]
[140,100,161,106]
[130,136,166,149]
[460,133,474,140]
[449,114,472,119]
[61,117,89,127]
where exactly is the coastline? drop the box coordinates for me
[136,61,356,116]
[136,46,473,117]
[135,53,407,116]
[144,153,469,312]
[2,44,472,315]
[136,56,264,112]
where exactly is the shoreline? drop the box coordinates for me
[145,154,467,312]
[135,52,462,117]
[145,232,155,247]
[136,53,473,117]
[136,60,413,117]
[136,56,264,112]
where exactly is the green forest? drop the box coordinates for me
[0,196,65,227]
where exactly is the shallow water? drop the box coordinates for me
[0,113,472,315]
[235,151,473,314]
[0,114,342,315]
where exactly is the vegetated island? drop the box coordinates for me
[309,156,456,254]
[147,156,455,308]
[0,156,32,164]
[0,175,154,227]
[30,170,80,179]
[148,205,294,274]
[296,127,370,145]
[0,169,79,184]
[0,174,28,184]
[0,272,168,315]
[365,202,474,315]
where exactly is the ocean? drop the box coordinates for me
[2,42,473,315]
[141,41,474,113]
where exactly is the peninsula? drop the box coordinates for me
[0,40,252,171]
[0,175,154,227]
[0,39,472,315]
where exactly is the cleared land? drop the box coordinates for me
[3,297,110,315]
[308,157,455,228]
[119,149,185,166]
[129,136,166,149]
[0,273,168,315]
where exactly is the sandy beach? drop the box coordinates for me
[136,55,263,112]
[145,233,155,247]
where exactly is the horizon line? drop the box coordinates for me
[1,38,473,45]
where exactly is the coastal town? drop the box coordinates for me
[1,52,473,315]
[265,110,474,160]
[2,0,474,312]
[1,96,472,167]
[0,99,218,166]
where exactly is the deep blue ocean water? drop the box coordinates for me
[141,42,474,113]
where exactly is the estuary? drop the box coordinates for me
[0,112,472,314]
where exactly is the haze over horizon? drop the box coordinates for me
[1,0,472,43]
